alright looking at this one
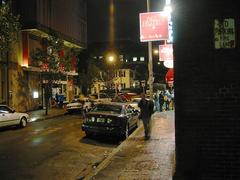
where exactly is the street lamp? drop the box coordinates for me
[147,0,154,100]
[153,49,159,55]
[108,55,114,62]
[106,53,118,95]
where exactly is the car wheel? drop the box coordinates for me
[20,117,27,128]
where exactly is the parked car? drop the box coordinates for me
[66,98,93,113]
[82,102,139,139]
[88,93,112,103]
[111,94,129,103]
[0,105,29,128]
[128,97,142,111]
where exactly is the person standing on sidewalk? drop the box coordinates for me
[159,91,164,112]
[138,92,154,140]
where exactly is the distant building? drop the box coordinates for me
[91,68,134,94]
[88,40,148,88]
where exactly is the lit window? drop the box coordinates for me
[140,57,145,61]
[119,55,124,61]
[133,57,137,62]
[126,59,128,62]
[33,91,39,99]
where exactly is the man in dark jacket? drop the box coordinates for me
[159,91,164,112]
[138,93,154,140]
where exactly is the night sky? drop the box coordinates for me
[87,0,165,44]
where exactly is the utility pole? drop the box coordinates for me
[147,0,154,100]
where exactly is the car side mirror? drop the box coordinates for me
[12,109,16,113]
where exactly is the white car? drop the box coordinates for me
[128,97,141,112]
[89,93,112,103]
[66,98,93,113]
[0,105,29,128]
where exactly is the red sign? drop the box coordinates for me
[165,68,174,85]
[159,44,173,61]
[139,12,169,42]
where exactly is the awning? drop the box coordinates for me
[165,68,174,85]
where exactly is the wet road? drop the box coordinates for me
[0,114,119,179]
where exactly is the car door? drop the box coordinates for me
[128,105,139,126]
[0,106,8,127]
[4,107,19,126]
[125,106,135,129]
[0,106,17,127]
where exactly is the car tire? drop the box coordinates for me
[20,117,27,128]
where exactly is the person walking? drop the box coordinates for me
[159,91,165,112]
[138,92,154,140]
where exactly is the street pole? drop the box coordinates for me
[147,0,154,100]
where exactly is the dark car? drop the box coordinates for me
[82,102,139,139]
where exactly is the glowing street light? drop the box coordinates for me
[108,55,114,62]
[153,49,159,55]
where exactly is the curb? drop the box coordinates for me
[29,113,66,123]
[82,121,144,180]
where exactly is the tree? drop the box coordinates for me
[31,33,74,115]
[0,1,20,55]
[76,50,100,95]
[0,1,20,105]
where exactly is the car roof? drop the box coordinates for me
[96,102,127,106]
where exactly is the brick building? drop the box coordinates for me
[173,0,240,179]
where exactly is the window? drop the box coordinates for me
[0,106,11,114]
[140,57,145,61]
[119,55,124,61]
[133,57,137,62]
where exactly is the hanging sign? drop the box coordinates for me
[159,44,173,61]
[214,18,235,49]
[139,12,169,42]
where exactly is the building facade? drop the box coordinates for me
[173,0,240,179]
[91,68,134,94]
[0,0,87,111]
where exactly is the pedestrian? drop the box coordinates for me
[55,93,59,103]
[138,92,154,140]
[164,89,171,111]
[153,93,159,112]
[159,91,164,112]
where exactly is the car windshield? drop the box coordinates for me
[91,104,122,114]
[132,99,141,103]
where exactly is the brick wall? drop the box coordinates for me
[173,0,240,179]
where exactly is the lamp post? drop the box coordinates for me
[147,0,154,100]
[106,54,118,96]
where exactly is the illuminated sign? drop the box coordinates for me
[139,12,169,42]
[159,44,173,61]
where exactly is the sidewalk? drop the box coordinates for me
[28,107,67,122]
[84,111,175,180]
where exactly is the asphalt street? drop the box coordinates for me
[0,114,119,180]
